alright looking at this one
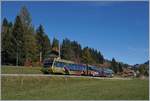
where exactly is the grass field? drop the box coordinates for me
[2,76,149,100]
[1,66,149,100]
[1,66,42,74]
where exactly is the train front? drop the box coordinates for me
[41,50,59,74]
[41,58,54,74]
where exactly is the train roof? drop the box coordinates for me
[55,58,89,66]
[55,58,75,64]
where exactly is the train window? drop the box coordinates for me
[76,65,78,70]
[77,65,79,70]
[61,62,65,67]
[81,65,83,70]
[68,64,72,70]
[55,62,60,67]
[59,62,62,67]
[68,64,73,70]
[82,65,85,70]
[74,64,77,70]
[72,64,75,70]
[68,64,71,70]
[79,65,82,70]
[73,64,75,70]
[53,62,57,67]
[56,62,59,67]
[79,65,81,70]
[78,65,82,71]
[82,66,85,71]
[54,62,63,68]
[43,59,53,67]
[77,65,80,70]
[72,64,76,70]
[75,65,79,70]
[75,64,78,70]
[84,66,86,70]
[60,62,64,67]
[76,64,80,70]
[43,62,53,68]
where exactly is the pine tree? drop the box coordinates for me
[19,6,32,27]
[52,37,59,51]
[35,25,51,61]
[61,38,71,60]
[81,47,93,64]
[61,38,81,62]
[138,64,146,76]
[98,51,104,64]
[36,25,45,61]
[43,35,51,59]
[19,6,37,64]
[88,48,96,64]
[1,18,8,64]
[118,63,123,73]
[111,58,118,73]
[12,16,25,65]
[1,18,15,65]
[71,41,82,63]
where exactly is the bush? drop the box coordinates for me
[41,68,49,74]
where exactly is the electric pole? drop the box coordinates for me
[16,46,18,67]
[40,52,42,62]
[59,42,61,59]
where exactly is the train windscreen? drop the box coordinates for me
[43,59,53,68]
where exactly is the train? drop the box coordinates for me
[42,57,114,77]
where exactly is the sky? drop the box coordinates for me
[1,1,149,65]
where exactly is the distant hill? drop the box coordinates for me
[144,60,149,65]
[133,60,149,69]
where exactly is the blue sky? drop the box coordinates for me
[1,1,149,65]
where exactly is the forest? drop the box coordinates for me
[2,6,104,66]
[2,6,147,75]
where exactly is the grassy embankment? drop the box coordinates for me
[1,66,149,100]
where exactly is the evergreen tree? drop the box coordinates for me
[88,48,96,64]
[118,63,123,73]
[35,25,51,61]
[61,38,71,60]
[1,18,8,64]
[81,47,93,64]
[43,35,51,59]
[81,47,94,75]
[36,25,44,61]
[98,51,104,64]
[52,37,59,51]
[61,39,82,62]
[19,6,32,27]
[111,58,118,73]
[12,16,25,65]
[71,41,82,63]
[138,64,146,76]
[19,6,37,63]
[1,18,8,34]
[1,18,14,65]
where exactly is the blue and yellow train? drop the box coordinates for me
[42,57,114,77]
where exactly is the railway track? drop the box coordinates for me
[1,74,132,80]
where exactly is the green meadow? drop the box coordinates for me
[1,66,42,74]
[2,76,149,100]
